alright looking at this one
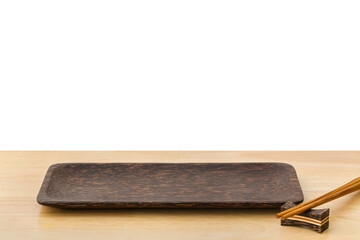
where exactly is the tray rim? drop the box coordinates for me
[37,162,304,208]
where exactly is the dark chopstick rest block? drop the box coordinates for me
[281,201,330,233]
[37,163,303,209]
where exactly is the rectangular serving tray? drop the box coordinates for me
[37,163,303,208]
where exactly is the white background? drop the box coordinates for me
[0,0,359,150]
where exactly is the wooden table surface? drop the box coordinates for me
[1,151,359,240]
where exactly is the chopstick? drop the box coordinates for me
[280,181,360,220]
[277,177,360,220]
[276,177,360,218]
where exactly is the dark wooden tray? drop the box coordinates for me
[37,163,303,208]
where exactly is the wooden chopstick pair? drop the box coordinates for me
[277,177,360,220]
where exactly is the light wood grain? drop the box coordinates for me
[0,151,359,240]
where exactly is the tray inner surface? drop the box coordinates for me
[38,163,303,208]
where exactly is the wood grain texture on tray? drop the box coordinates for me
[37,162,303,208]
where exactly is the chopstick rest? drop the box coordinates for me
[277,177,360,233]
[280,202,329,233]
[277,177,360,220]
